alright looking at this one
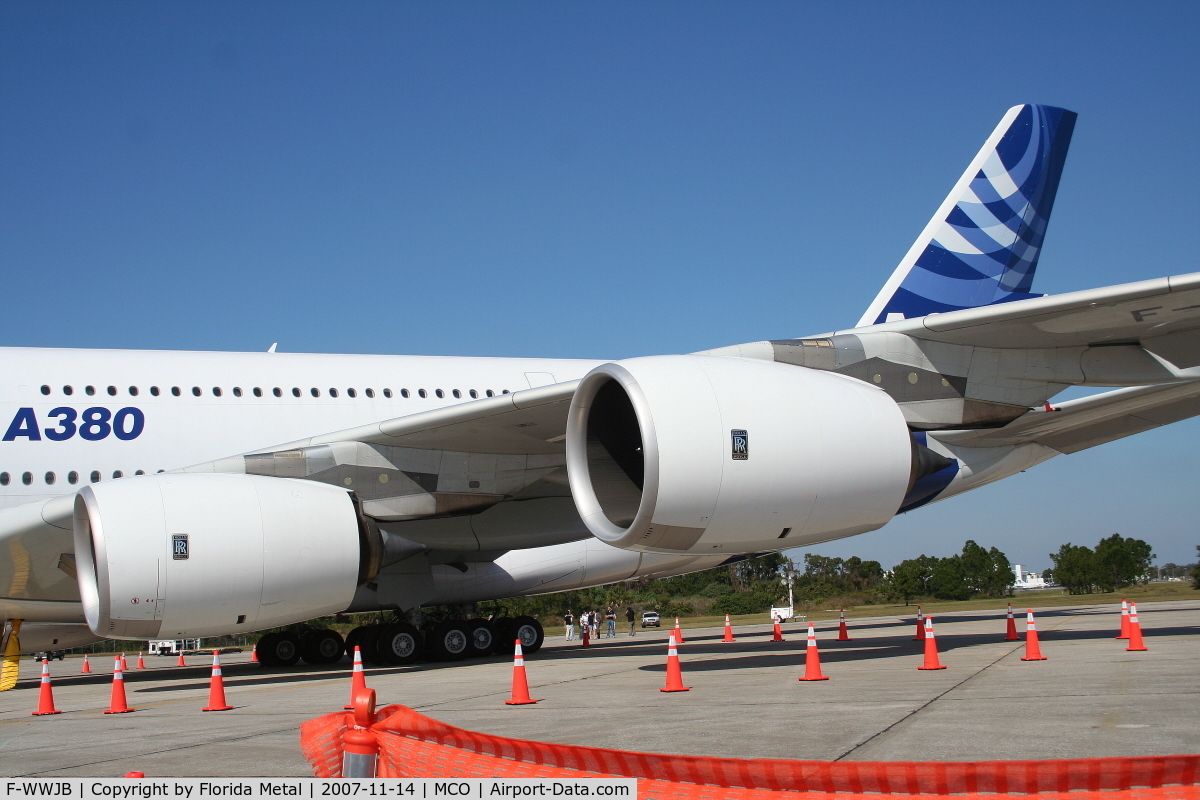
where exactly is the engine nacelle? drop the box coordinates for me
[74,473,366,639]
[566,355,913,554]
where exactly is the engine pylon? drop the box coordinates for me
[798,623,830,681]
[504,640,539,705]
[917,615,946,670]
[1020,609,1047,661]
[31,659,63,716]
[660,634,690,692]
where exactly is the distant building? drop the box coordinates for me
[1011,564,1048,590]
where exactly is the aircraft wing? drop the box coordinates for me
[935,380,1200,453]
[867,271,1200,356]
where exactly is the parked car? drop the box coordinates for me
[641,611,661,628]
[33,651,65,662]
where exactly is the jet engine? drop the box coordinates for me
[565,355,914,554]
[74,473,370,639]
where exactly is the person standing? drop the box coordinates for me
[605,607,617,638]
[564,609,575,640]
[626,606,636,636]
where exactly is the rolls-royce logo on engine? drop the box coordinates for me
[172,534,189,560]
[731,429,748,460]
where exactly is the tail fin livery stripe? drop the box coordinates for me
[858,105,1077,327]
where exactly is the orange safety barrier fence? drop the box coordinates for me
[299,704,1199,799]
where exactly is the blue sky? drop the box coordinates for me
[2,2,1198,569]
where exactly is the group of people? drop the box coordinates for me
[564,606,637,639]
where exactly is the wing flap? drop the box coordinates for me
[935,380,1200,453]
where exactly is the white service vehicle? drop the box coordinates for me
[4,104,1200,679]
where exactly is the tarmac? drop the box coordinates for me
[0,598,1196,777]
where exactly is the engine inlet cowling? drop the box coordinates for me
[566,355,914,554]
[74,473,364,639]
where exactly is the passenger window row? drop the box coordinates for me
[0,469,163,487]
[39,385,510,400]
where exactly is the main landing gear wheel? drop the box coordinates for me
[300,629,345,664]
[349,625,386,666]
[426,621,470,662]
[255,632,301,666]
[375,622,423,665]
[466,618,497,658]
[509,616,544,654]
[490,618,513,654]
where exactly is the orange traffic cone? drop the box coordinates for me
[1126,603,1148,651]
[1020,609,1047,661]
[660,633,690,692]
[120,653,128,671]
[504,640,539,705]
[673,618,685,644]
[581,626,590,647]
[1116,599,1130,640]
[135,652,146,670]
[722,614,736,643]
[31,659,63,716]
[917,615,946,670]
[104,657,135,713]
[912,607,925,640]
[836,609,850,641]
[344,646,367,709]
[80,654,92,674]
[250,646,259,664]
[798,623,830,681]
[201,650,234,711]
[176,651,186,667]
[771,618,785,642]
[1004,603,1019,641]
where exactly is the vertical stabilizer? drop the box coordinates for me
[857,104,1077,327]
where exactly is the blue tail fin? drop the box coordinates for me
[858,104,1077,327]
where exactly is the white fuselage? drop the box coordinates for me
[0,346,601,510]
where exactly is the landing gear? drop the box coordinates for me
[509,616,544,654]
[426,621,470,662]
[300,629,345,664]
[466,618,497,658]
[256,631,301,666]
[374,622,422,665]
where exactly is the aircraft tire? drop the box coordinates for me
[490,618,513,654]
[426,621,470,662]
[300,629,345,664]
[465,618,497,658]
[355,625,386,666]
[374,622,422,666]
[509,615,544,655]
[256,632,302,666]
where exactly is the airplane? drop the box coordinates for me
[4,103,1200,683]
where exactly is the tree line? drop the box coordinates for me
[480,533,1195,621]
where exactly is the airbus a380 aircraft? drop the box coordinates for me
[4,104,1200,680]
